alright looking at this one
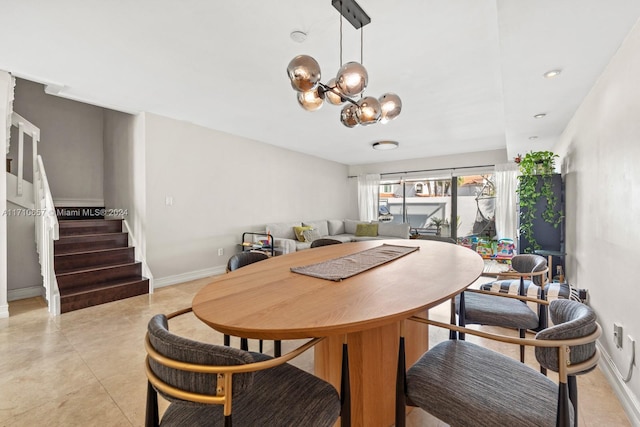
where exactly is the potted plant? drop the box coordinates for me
[429,217,445,236]
[516,151,563,252]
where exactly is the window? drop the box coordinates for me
[378,173,496,241]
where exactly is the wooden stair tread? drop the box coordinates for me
[56,262,140,277]
[57,232,127,240]
[54,246,133,258]
[59,277,149,297]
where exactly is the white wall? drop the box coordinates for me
[103,110,149,282]
[143,113,352,283]
[348,149,508,177]
[553,18,640,423]
[9,78,104,203]
[0,71,12,317]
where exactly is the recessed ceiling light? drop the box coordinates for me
[372,141,399,150]
[290,30,307,43]
[543,69,562,78]
[534,113,546,119]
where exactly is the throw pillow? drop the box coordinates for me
[302,228,322,243]
[293,226,313,242]
[355,223,378,237]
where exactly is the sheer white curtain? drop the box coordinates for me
[494,163,520,241]
[357,173,380,222]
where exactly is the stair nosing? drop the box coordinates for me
[55,261,141,277]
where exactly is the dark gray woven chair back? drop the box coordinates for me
[511,254,547,285]
[310,238,342,248]
[226,251,269,272]
[535,299,597,372]
[147,314,256,402]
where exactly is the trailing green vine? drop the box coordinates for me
[515,151,563,252]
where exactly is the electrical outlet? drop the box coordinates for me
[613,323,623,348]
[218,248,224,256]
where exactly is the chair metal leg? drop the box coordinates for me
[519,329,526,363]
[341,339,351,427]
[145,381,159,427]
[259,339,263,353]
[449,297,457,340]
[458,291,466,341]
[224,334,230,347]
[395,335,407,427]
[557,381,571,427]
[568,375,578,426]
[240,338,249,351]
[274,340,282,357]
[224,414,232,427]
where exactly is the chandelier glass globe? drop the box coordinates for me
[340,104,359,128]
[287,55,321,92]
[356,96,381,125]
[297,87,325,111]
[378,93,402,123]
[336,62,368,97]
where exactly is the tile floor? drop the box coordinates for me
[0,276,631,426]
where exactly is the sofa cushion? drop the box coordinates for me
[302,228,322,242]
[266,222,301,240]
[377,222,410,239]
[303,220,329,237]
[327,220,345,236]
[293,226,313,242]
[355,223,379,237]
[329,234,354,243]
[344,219,362,234]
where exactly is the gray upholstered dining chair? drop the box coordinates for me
[225,252,280,356]
[455,253,549,363]
[395,299,601,427]
[310,238,342,248]
[145,308,342,427]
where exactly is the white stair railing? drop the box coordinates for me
[9,113,59,315]
[34,155,60,315]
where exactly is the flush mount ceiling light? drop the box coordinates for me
[534,113,547,119]
[372,141,399,150]
[543,69,562,78]
[286,0,401,127]
[290,30,307,43]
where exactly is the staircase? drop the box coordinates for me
[55,218,149,313]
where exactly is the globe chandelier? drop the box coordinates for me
[286,0,402,128]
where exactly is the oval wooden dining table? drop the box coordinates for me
[192,239,484,427]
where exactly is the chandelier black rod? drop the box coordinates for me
[318,82,359,106]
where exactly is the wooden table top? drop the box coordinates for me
[192,239,484,340]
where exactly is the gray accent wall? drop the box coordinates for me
[9,78,104,202]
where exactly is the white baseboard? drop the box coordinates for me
[0,303,8,318]
[153,266,225,289]
[53,198,105,207]
[8,285,43,301]
[597,341,640,426]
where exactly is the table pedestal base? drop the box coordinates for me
[315,315,429,427]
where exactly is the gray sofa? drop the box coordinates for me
[265,219,410,253]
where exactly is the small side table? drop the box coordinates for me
[241,232,275,257]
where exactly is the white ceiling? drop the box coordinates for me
[2,1,639,165]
